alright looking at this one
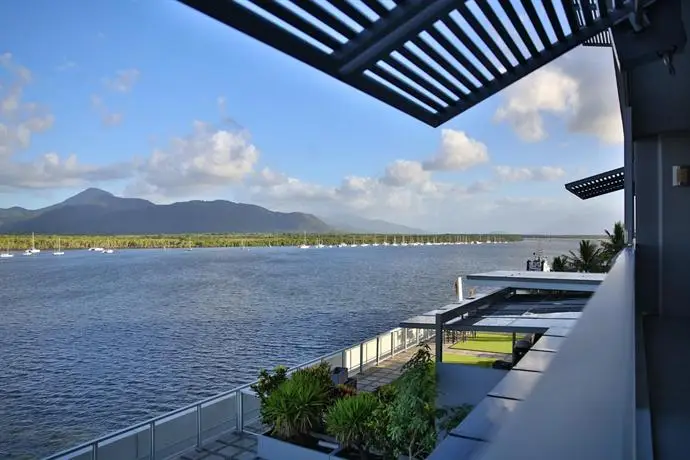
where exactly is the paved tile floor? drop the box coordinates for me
[179,432,259,460]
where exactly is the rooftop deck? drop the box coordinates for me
[177,340,503,460]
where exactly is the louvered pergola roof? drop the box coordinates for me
[565,167,625,199]
[178,0,648,126]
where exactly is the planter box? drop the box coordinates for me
[257,432,342,460]
[332,367,349,385]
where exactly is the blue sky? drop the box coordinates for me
[0,0,624,233]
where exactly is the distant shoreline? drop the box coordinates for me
[0,233,527,250]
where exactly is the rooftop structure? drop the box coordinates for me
[565,167,625,200]
[179,0,649,126]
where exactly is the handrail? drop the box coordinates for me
[44,325,431,460]
[477,248,637,460]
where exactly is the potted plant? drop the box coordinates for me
[256,363,342,459]
[326,393,380,459]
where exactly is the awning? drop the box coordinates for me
[565,167,625,199]
[178,0,646,126]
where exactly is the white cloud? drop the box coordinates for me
[494,166,566,182]
[0,153,129,191]
[103,69,140,93]
[90,94,123,127]
[494,48,623,144]
[126,121,260,198]
[381,160,430,186]
[0,54,127,191]
[422,129,489,171]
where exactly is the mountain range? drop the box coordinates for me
[0,189,423,235]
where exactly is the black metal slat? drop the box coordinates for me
[472,2,526,65]
[543,0,566,42]
[560,0,581,34]
[181,0,335,69]
[565,168,624,199]
[296,2,358,40]
[597,0,609,18]
[434,4,639,126]
[580,0,595,26]
[361,0,390,19]
[442,16,505,78]
[520,0,552,49]
[397,46,466,98]
[178,0,438,124]
[426,26,490,86]
[349,72,438,122]
[411,36,479,92]
[256,1,342,50]
[383,55,456,105]
[336,0,464,74]
[329,0,373,28]
[500,0,540,57]
[368,64,445,112]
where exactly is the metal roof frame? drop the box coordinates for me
[178,0,652,126]
[565,166,625,199]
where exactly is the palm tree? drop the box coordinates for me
[569,240,604,273]
[551,255,569,272]
[601,221,626,268]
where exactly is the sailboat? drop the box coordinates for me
[53,237,64,256]
[299,232,310,249]
[185,240,193,251]
[29,232,40,254]
[1,243,13,258]
[103,240,114,254]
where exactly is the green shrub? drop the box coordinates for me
[388,344,437,459]
[333,383,357,399]
[263,371,330,441]
[326,393,380,459]
[437,404,473,435]
[373,383,397,404]
[250,366,288,425]
[294,362,334,395]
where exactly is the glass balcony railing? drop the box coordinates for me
[45,327,435,460]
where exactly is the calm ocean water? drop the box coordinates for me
[0,239,579,458]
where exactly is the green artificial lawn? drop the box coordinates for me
[442,353,497,367]
[449,332,513,354]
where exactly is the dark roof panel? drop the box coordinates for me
[565,167,625,200]
[178,0,648,126]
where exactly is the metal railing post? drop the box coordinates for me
[403,328,408,349]
[359,343,364,374]
[236,390,244,433]
[196,403,202,447]
[375,336,380,365]
[342,349,347,369]
[92,442,98,460]
[390,331,395,357]
[149,422,156,460]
